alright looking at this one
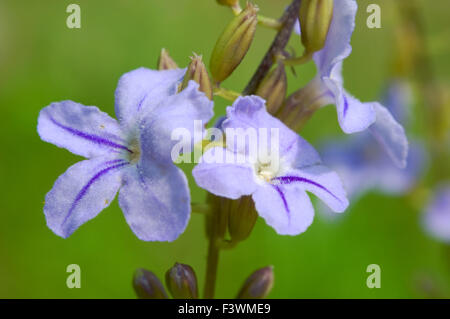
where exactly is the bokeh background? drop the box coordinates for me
[0,0,449,298]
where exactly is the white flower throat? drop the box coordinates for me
[254,156,286,184]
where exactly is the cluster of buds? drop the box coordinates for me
[133,263,274,299]
[206,195,258,246]
[133,263,198,299]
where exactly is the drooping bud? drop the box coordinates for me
[299,0,334,54]
[228,196,258,242]
[165,263,199,299]
[210,2,258,83]
[181,54,214,100]
[132,268,168,299]
[255,63,287,115]
[237,266,274,299]
[157,48,178,70]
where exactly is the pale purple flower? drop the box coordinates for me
[321,80,422,200]
[38,68,213,241]
[193,96,348,235]
[422,185,450,243]
[295,0,407,161]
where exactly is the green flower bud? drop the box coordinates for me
[181,54,213,100]
[237,266,274,299]
[132,268,168,299]
[228,196,258,242]
[165,263,199,299]
[255,63,287,115]
[210,2,258,83]
[157,48,178,70]
[299,0,334,54]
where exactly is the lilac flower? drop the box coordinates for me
[422,185,450,243]
[38,68,213,241]
[193,96,348,235]
[295,0,407,158]
[320,80,423,200]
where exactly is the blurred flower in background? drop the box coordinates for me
[320,80,427,202]
[422,185,450,243]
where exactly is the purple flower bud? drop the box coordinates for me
[237,266,274,299]
[165,263,199,299]
[133,268,168,299]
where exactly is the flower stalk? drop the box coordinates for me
[243,0,301,95]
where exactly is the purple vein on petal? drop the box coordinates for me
[343,95,349,117]
[273,175,342,203]
[49,116,132,153]
[61,161,129,226]
[271,184,291,224]
[137,94,147,112]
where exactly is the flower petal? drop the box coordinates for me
[38,101,127,158]
[313,0,357,77]
[44,157,127,238]
[223,96,321,166]
[192,147,258,199]
[323,77,376,133]
[118,164,190,242]
[369,103,409,168]
[114,67,186,128]
[252,184,314,235]
[140,81,214,163]
[273,165,349,213]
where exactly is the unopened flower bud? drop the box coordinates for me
[216,0,240,7]
[165,263,199,299]
[157,48,178,70]
[255,63,287,114]
[299,0,334,54]
[228,196,258,242]
[237,266,274,299]
[181,54,213,100]
[210,3,258,83]
[132,268,168,299]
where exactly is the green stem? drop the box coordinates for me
[214,87,241,101]
[258,15,282,30]
[204,237,220,298]
[283,51,313,67]
[243,0,301,95]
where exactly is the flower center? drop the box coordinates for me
[255,160,279,183]
[127,138,141,164]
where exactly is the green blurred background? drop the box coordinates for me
[0,0,449,298]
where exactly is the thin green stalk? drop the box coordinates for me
[204,235,220,298]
